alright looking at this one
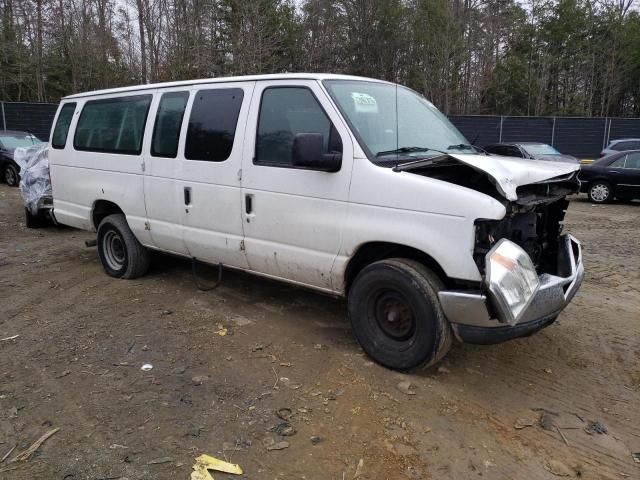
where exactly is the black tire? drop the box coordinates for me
[97,214,150,279]
[588,181,613,203]
[4,163,19,187]
[25,207,47,229]
[347,258,452,371]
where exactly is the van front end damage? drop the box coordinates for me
[398,153,584,344]
[444,178,583,344]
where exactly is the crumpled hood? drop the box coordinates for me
[448,153,580,201]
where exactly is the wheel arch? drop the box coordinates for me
[92,199,124,230]
[343,241,450,294]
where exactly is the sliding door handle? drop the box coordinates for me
[245,194,253,214]
[184,187,191,205]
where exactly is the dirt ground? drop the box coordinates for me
[1,184,639,480]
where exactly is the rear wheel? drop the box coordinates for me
[347,258,452,371]
[97,214,150,279]
[4,164,19,186]
[588,181,612,203]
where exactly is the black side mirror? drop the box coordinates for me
[292,133,341,172]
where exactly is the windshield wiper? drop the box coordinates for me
[448,143,488,154]
[376,146,448,157]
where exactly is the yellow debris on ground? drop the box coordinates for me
[191,454,243,480]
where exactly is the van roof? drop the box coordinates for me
[62,73,391,100]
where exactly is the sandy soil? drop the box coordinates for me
[1,184,639,480]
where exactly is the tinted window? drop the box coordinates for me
[612,141,634,151]
[506,146,523,157]
[151,92,189,158]
[256,87,341,166]
[185,89,244,162]
[625,153,640,169]
[610,156,626,167]
[52,103,76,149]
[74,95,151,154]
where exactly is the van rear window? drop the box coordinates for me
[74,95,152,155]
[185,88,244,162]
[52,103,76,149]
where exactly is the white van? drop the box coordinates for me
[49,74,584,370]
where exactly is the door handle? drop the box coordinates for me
[245,194,253,214]
[184,187,191,205]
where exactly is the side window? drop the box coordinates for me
[255,87,342,167]
[625,153,640,169]
[185,88,244,162]
[505,146,523,157]
[74,95,152,155]
[613,141,632,151]
[52,102,76,149]
[609,156,626,167]
[151,91,189,158]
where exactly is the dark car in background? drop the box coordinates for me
[484,142,579,164]
[0,130,42,186]
[579,150,640,203]
[599,138,640,159]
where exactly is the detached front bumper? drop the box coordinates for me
[438,235,584,344]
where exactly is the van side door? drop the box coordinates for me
[144,89,191,255]
[178,82,254,268]
[240,80,354,291]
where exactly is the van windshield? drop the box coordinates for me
[323,80,473,164]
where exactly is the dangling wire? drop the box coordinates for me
[191,258,223,291]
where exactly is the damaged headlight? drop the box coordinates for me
[485,239,540,326]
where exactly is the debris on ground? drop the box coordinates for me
[274,422,296,437]
[192,375,207,386]
[437,366,451,374]
[353,458,365,478]
[275,408,293,421]
[544,459,574,477]
[264,438,290,451]
[55,370,71,378]
[514,418,536,430]
[215,324,228,336]
[534,408,559,431]
[631,453,640,464]
[396,380,416,395]
[1,446,16,463]
[11,428,60,462]
[191,454,242,480]
[584,420,608,435]
[147,456,174,465]
[141,363,153,371]
[160,309,173,316]
[0,335,19,342]
[310,435,321,445]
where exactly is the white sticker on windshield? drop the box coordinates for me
[351,93,378,113]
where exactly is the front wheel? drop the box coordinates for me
[97,214,150,279]
[4,164,19,186]
[588,181,612,203]
[347,258,452,371]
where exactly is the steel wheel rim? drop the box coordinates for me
[591,184,609,202]
[374,290,416,341]
[5,167,16,185]
[103,230,126,270]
